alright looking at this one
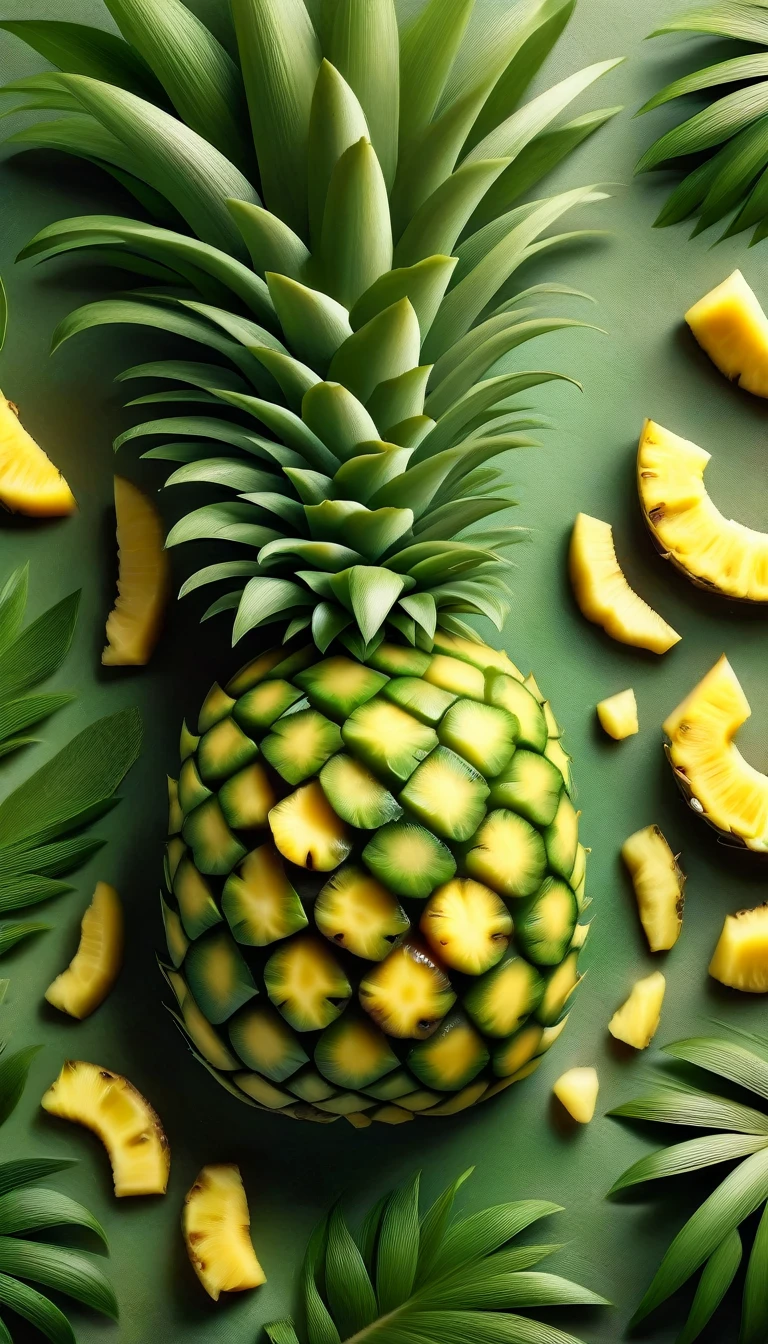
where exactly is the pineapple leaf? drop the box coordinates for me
[0,923,50,959]
[0,1047,41,1127]
[0,1275,76,1344]
[0,1188,106,1244]
[0,18,162,99]
[233,577,312,644]
[665,1037,768,1105]
[325,1204,378,1336]
[398,0,475,156]
[375,1172,421,1313]
[325,0,399,192]
[0,1237,117,1318]
[0,1161,74,1199]
[0,592,78,701]
[677,1229,742,1344]
[742,1203,768,1343]
[321,138,393,309]
[0,567,28,655]
[0,877,74,916]
[608,1133,768,1195]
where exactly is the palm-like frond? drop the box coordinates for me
[1,0,621,657]
[0,1042,117,1342]
[265,1167,609,1344]
[637,1,768,243]
[610,1032,768,1343]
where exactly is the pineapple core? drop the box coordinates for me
[183,1163,266,1300]
[569,513,680,654]
[686,270,768,398]
[103,476,169,665]
[553,1066,599,1123]
[609,971,665,1049]
[710,905,768,992]
[0,391,75,515]
[597,688,638,740]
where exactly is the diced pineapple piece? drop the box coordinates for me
[709,904,768,992]
[553,1066,599,1123]
[597,689,638,740]
[569,512,680,654]
[45,881,123,1019]
[41,1060,170,1195]
[0,390,76,515]
[621,826,685,952]
[608,971,665,1049]
[183,1164,266,1301]
[685,270,768,398]
[103,476,169,665]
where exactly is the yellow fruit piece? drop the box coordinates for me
[553,1066,599,1123]
[569,512,681,654]
[103,476,169,666]
[597,689,638,740]
[45,881,123,1019]
[183,1163,266,1301]
[638,419,768,602]
[41,1060,170,1196]
[685,270,768,398]
[621,826,685,952]
[268,779,352,870]
[709,904,768,993]
[608,971,665,1049]
[0,390,76,515]
[664,655,768,852]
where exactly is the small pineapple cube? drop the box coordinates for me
[609,971,665,1049]
[709,904,768,992]
[553,1066,599,1123]
[596,689,638,740]
[685,270,768,398]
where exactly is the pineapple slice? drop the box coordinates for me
[0,390,75,515]
[621,826,685,951]
[41,1060,170,1196]
[103,476,169,665]
[569,513,681,654]
[709,904,768,992]
[608,971,665,1049]
[686,270,768,398]
[45,881,123,1019]
[664,655,768,852]
[183,1164,266,1301]
[638,419,768,602]
[553,1066,599,1123]
[597,689,638,740]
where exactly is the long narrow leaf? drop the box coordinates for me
[0,1238,117,1318]
[0,1047,41,1127]
[0,923,49,958]
[609,1134,768,1195]
[741,1202,768,1344]
[0,1188,106,1243]
[0,19,162,100]
[376,1173,421,1313]
[0,1272,75,1344]
[678,1229,742,1344]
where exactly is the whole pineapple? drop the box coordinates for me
[4,0,618,1123]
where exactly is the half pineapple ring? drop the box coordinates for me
[163,635,588,1125]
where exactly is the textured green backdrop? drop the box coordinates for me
[1,1,767,1340]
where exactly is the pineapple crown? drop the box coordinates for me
[3,0,622,659]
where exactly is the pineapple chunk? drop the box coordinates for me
[183,1164,266,1301]
[638,419,768,603]
[621,826,685,951]
[709,904,768,992]
[685,270,768,398]
[608,971,665,1049]
[664,655,768,852]
[45,881,123,1019]
[103,476,169,665]
[597,689,638,740]
[553,1066,599,1123]
[41,1060,170,1196]
[569,513,681,654]
[0,390,75,515]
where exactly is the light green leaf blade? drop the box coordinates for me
[0,1046,41,1127]
[329,298,421,404]
[228,201,311,282]
[741,1201,768,1344]
[394,158,510,269]
[267,274,352,376]
[233,578,312,644]
[397,1309,587,1343]
[0,923,50,958]
[0,1272,75,1344]
[429,1200,562,1278]
[0,592,79,701]
[320,137,393,309]
[265,1322,302,1344]
[416,1168,475,1286]
[326,0,399,190]
[0,877,73,916]
[398,0,475,155]
[0,567,28,655]
[0,1188,106,1243]
[636,82,768,175]
[665,1038,768,1106]
[639,52,768,117]
[301,1219,340,1344]
[677,1229,742,1344]
[376,1172,421,1313]
[651,5,768,46]
[609,1085,768,1136]
[307,58,370,250]
[609,1134,768,1195]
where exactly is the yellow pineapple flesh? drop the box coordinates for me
[553,1066,599,1123]
[0,390,75,515]
[621,825,685,952]
[45,881,123,1019]
[102,475,169,666]
[183,1163,266,1301]
[569,512,681,654]
[597,688,638,740]
[709,904,768,992]
[686,270,768,397]
[608,971,665,1049]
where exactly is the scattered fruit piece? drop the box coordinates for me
[621,826,685,952]
[638,419,768,602]
[183,1163,266,1301]
[664,655,768,852]
[103,476,169,666]
[41,1060,170,1195]
[0,389,76,515]
[569,513,681,654]
[597,689,638,740]
[685,270,768,398]
[608,971,666,1049]
[553,1066,599,1123]
[709,905,768,992]
[44,881,124,1019]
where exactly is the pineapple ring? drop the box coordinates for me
[639,420,768,602]
[686,270,768,398]
[569,512,680,654]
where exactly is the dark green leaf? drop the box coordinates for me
[609,1085,768,1135]
[0,1047,41,1127]
[265,1323,302,1344]
[0,876,72,916]
[377,1173,421,1313]
[324,1203,378,1338]
[0,1272,75,1344]
[0,1237,117,1318]
[0,1188,106,1243]
[429,1200,562,1279]
[637,83,768,175]
[0,1160,74,1199]
[232,578,312,644]
[610,1134,768,1195]
[302,1220,340,1344]
[666,1038,768,1106]
[0,568,28,657]
[0,923,49,958]
[416,1168,474,1286]
[741,1202,768,1343]
[678,1229,742,1344]
[0,592,79,701]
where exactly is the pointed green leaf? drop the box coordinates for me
[302,1220,340,1344]
[265,1322,302,1344]
[0,19,161,99]
[413,372,570,462]
[0,1046,41,1127]
[331,566,406,642]
[351,256,457,339]
[666,1039,768,1106]
[312,604,352,653]
[179,562,261,599]
[637,82,768,175]
[467,0,577,149]
[0,876,73,914]
[324,1203,378,1337]
[398,0,475,155]
[416,1168,475,1286]
[308,58,370,249]
[0,694,73,747]
[216,391,338,474]
[326,0,399,190]
[0,1237,117,1317]
[610,1134,768,1195]
[233,578,312,644]
[267,274,352,375]
[394,158,510,269]
[321,137,392,309]
[429,1200,562,1279]
[0,923,49,958]
[376,1173,421,1313]
[228,200,311,281]
[117,359,249,393]
[164,458,276,492]
[741,1201,768,1343]
[0,1272,75,1344]
[329,299,421,404]
[675,1230,742,1344]
[639,52,768,118]
[0,592,79,701]
[0,1160,74,1199]
[0,1188,106,1243]
[0,568,28,656]
[610,1084,768,1135]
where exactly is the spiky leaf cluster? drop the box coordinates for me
[265,1166,608,1344]
[2,0,621,656]
[610,1032,768,1343]
[638,1,768,243]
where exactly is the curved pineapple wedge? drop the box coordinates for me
[183,1164,266,1301]
[0,390,75,515]
[569,513,681,653]
[664,655,768,852]
[709,905,768,992]
[686,271,768,397]
[102,476,169,666]
[41,1060,170,1196]
[638,420,768,602]
[45,881,123,1019]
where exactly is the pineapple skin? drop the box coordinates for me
[0,392,76,516]
[164,637,587,1125]
[686,270,768,398]
[709,905,768,992]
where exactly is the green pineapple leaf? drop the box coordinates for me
[0,17,162,98]
[265,1169,606,1344]
[0,274,6,353]
[0,1046,42,1127]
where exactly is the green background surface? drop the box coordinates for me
[1,1,767,1340]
